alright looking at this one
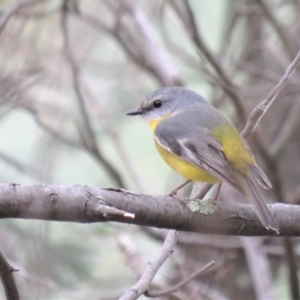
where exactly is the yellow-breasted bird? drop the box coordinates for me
[127,87,278,232]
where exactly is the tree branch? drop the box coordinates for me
[0,0,45,35]
[170,0,246,120]
[0,249,20,300]
[144,260,215,298]
[255,0,295,58]
[240,237,274,300]
[60,3,125,187]
[119,230,177,300]
[120,0,182,86]
[0,183,300,236]
[283,237,300,300]
[241,47,300,139]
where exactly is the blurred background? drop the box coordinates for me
[0,0,300,299]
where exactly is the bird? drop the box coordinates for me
[127,86,279,232]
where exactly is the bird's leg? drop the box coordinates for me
[169,180,191,197]
[210,183,222,204]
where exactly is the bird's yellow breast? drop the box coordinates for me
[148,116,220,183]
[154,140,220,183]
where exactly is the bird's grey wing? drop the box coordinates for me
[249,165,272,189]
[155,126,244,193]
[239,136,272,189]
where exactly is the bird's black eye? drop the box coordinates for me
[153,100,162,108]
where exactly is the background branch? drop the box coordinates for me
[241,47,300,139]
[0,0,45,35]
[60,3,125,188]
[0,249,19,300]
[119,230,177,300]
[240,237,274,300]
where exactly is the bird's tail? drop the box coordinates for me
[238,175,279,233]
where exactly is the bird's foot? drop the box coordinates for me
[168,180,191,197]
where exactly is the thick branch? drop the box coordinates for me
[0,183,299,236]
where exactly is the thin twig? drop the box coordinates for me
[173,248,228,300]
[0,249,20,300]
[241,47,300,139]
[117,234,184,300]
[145,260,215,298]
[118,230,178,300]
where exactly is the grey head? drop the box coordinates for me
[126,86,209,122]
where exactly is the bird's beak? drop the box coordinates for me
[126,108,143,116]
